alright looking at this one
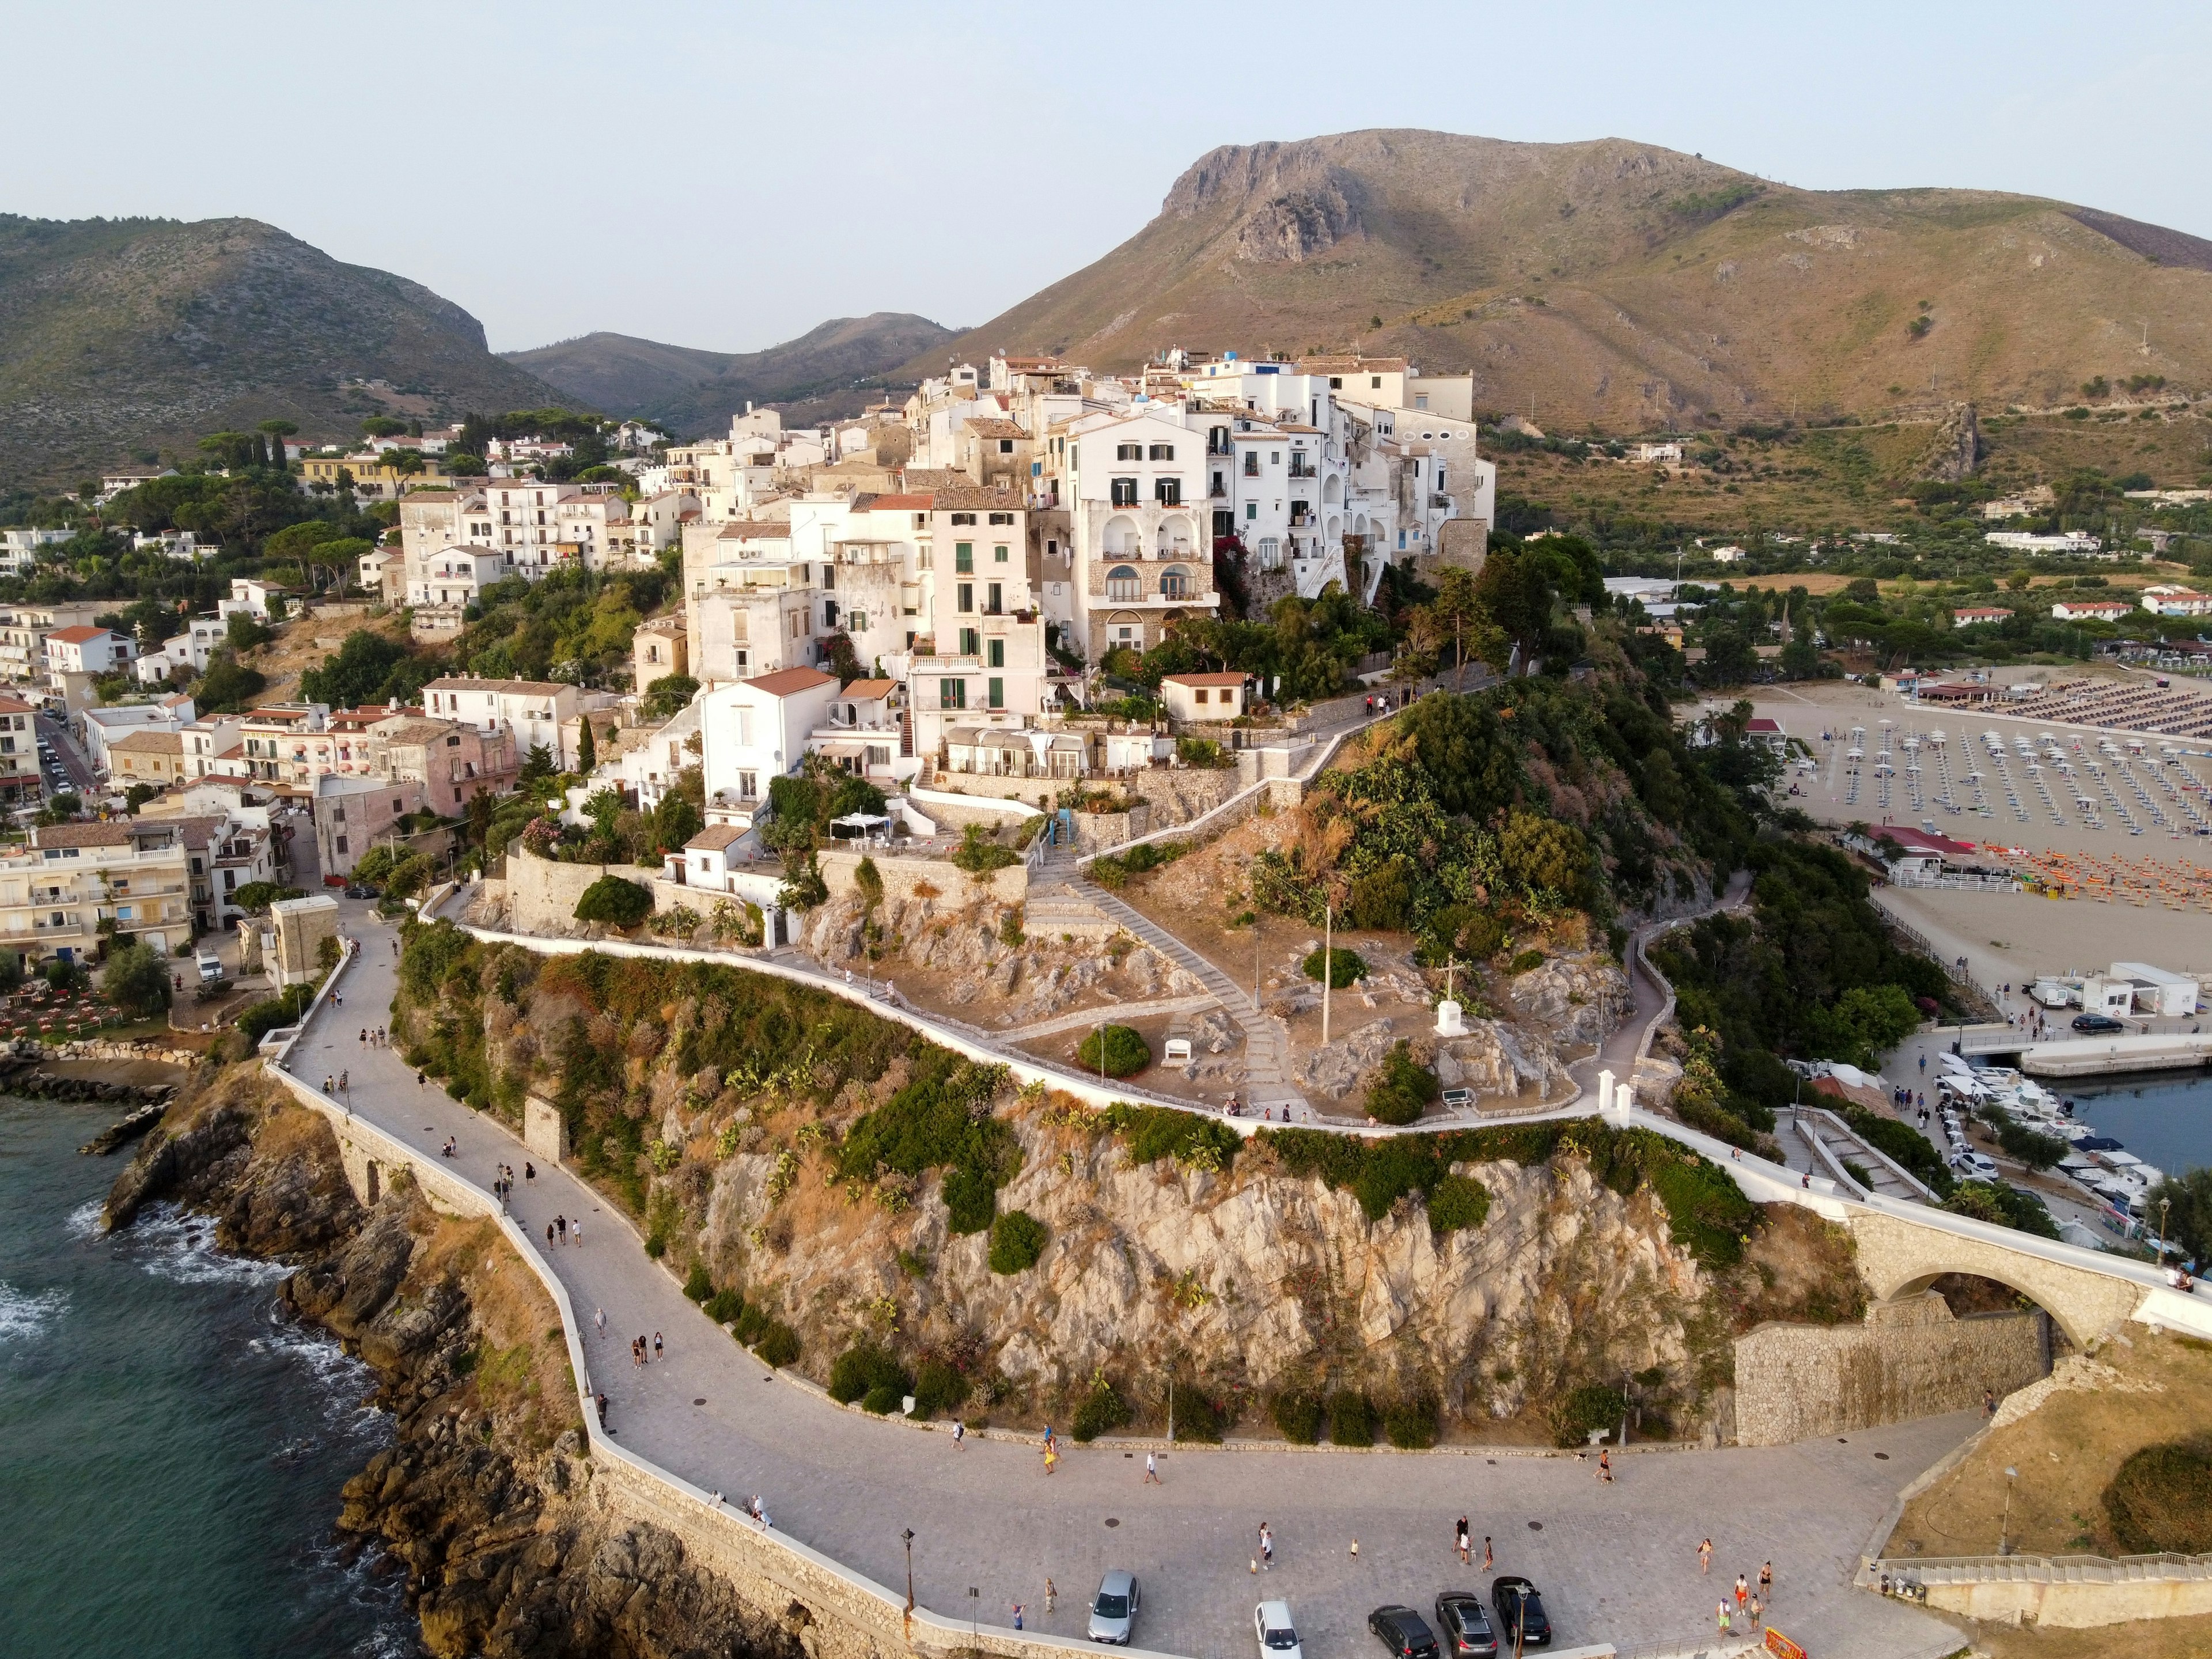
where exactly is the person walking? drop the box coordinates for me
[1044,1579,1056,1616]
[1759,1561,1774,1603]
[1260,1523,1273,1570]
[417,1069,425,1089]
[572,1218,581,1246]
[1012,1604,1024,1632]
[1699,1538,1713,1574]
[546,1223,556,1250]
[1456,1516,1470,1564]
[1483,1536,1493,1571]
[1919,1052,1926,1075]
[1597,1449,1613,1484]
[952,1421,965,1449]
[525,1161,535,1183]
[594,1307,605,1335]
[1043,1445,1058,1476]
[1983,1387,1997,1419]
[1734,1574,1748,1613]
[653,1331,663,1362]
[1143,1451,1160,1484]
[556,1214,567,1244]
[1349,1537,1358,1560]
[1716,1603,1731,1636]
[596,1392,607,1429]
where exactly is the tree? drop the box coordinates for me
[230,881,305,913]
[577,718,597,774]
[101,941,172,1019]
[1077,1024,1151,1077]
[123,783,157,814]
[518,743,558,790]
[650,789,702,855]
[300,628,408,707]
[641,673,698,719]
[194,652,266,714]
[573,874,652,929]
[226,612,272,652]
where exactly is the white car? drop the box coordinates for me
[1255,1600,1302,1659]
[1952,1150,1999,1181]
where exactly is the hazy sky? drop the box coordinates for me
[6,2,2209,355]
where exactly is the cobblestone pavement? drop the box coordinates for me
[296,899,1968,1659]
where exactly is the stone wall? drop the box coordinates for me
[1733,1292,2048,1446]
[506,847,666,937]
[1073,802,1148,852]
[1123,766,1237,828]
[817,847,1026,907]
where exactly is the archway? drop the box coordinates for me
[1102,514,1140,558]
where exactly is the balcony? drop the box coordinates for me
[1288,461,1317,480]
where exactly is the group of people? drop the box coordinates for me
[491,1162,529,1204]
[1699,1544,1775,1635]
[544,1212,582,1248]
[358,1025,389,1046]
[629,1331,663,1368]
[1452,1518,1495,1570]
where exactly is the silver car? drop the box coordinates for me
[1089,1569,1140,1645]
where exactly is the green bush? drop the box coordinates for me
[1103,1104,1240,1173]
[988,1209,1048,1274]
[951,824,1020,874]
[101,941,172,1018]
[1508,949,1546,975]
[913,1359,971,1419]
[1551,1384,1626,1448]
[1171,1385,1226,1443]
[1327,1389,1373,1446]
[702,1288,744,1325]
[1176,736,1228,767]
[755,1322,801,1368]
[1365,1041,1439,1126]
[1071,1377,1131,1442]
[2104,1436,2212,1553]
[1302,946,1367,988]
[234,984,315,1047]
[1382,1393,1440,1449]
[682,1262,713,1302]
[828,1342,911,1406]
[574,874,652,929]
[862,1381,907,1415]
[1427,1174,1491,1235]
[1075,1024,1151,1078]
[853,855,884,909]
[942,1165,997,1234]
[1272,1390,1322,1444]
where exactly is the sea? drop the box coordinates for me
[0,1095,415,1658]
[2058,1069,2212,1187]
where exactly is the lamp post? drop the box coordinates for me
[2160,1197,2172,1264]
[968,1586,979,1651]
[1999,1465,2018,1555]
[1321,901,1334,1050]
[901,1528,915,1637]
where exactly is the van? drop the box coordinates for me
[195,952,225,984]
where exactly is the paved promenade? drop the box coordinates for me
[289,899,1968,1659]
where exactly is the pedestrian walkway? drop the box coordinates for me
[274,895,1970,1659]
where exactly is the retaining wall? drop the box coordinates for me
[816,847,1026,907]
[506,848,666,937]
[1733,1293,2048,1447]
[1874,1554,2212,1628]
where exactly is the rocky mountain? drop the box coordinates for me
[505,312,956,439]
[914,129,2212,429]
[0,214,569,487]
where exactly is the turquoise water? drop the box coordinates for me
[0,1096,412,1657]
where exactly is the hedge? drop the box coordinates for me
[574,874,653,929]
[1076,1024,1150,1078]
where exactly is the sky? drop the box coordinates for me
[6,2,2210,355]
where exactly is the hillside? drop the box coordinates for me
[505,311,955,438]
[913,130,2212,430]
[0,214,570,487]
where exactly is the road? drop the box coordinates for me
[1567,870,1752,1103]
[35,713,94,795]
[279,897,1971,1659]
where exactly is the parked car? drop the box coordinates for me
[343,884,374,900]
[1088,1570,1139,1645]
[2072,1013,2126,1034]
[1432,1592,1497,1657]
[1254,1599,1302,1659]
[1489,1579,1551,1649]
[1368,1606,1440,1659]
[1952,1150,1999,1181]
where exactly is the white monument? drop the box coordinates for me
[1435,957,1467,1036]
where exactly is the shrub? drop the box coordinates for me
[988,1209,1048,1274]
[101,941,172,1018]
[1171,1385,1226,1443]
[942,1165,997,1234]
[1427,1174,1491,1234]
[913,1359,971,1419]
[1176,736,1228,767]
[1327,1389,1373,1446]
[1104,1104,1240,1173]
[778,854,830,911]
[1382,1393,1440,1449]
[1071,1377,1131,1442]
[951,824,1020,874]
[828,1342,911,1406]
[1365,1041,1439,1126]
[853,855,884,909]
[755,1321,801,1368]
[1551,1384,1626,1449]
[574,875,652,929]
[234,984,315,1047]
[862,1381,907,1415]
[2104,1436,2212,1553]
[1272,1391,1322,1444]
[702,1288,744,1325]
[1508,949,1546,975]
[682,1262,713,1302]
[1075,1024,1151,1078]
[1090,840,1188,889]
[1302,946,1366,988]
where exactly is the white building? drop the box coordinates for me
[1988,530,2104,556]
[697,666,841,823]
[421,676,586,770]
[0,527,72,577]
[45,626,135,692]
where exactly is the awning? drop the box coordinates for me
[813,740,868,759]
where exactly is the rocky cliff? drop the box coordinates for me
[107,1068,794,1659]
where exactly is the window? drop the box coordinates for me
[1115,442,1142,461]
[988,512,1014,525]
[940,677,966,710]
[1414,393,1429,410]
[987,677,1003,710]
[986,582,1002,614]
[987,637,1005,668]
[1192,687,1209,704]
[1159,566,1193,600]
[1245,501,1258,521]
[1148,443,1175,461]
[1242,452,1259,476]
[1154,477,1181,506]
[955,542,974,573]
[738,770,757,798]
[1329,376,1343,389]
[998,439,1014,454]
[957,582,974,613]
[1106,565,1141,601]
[334,837,347,855]
[1110,477,1139,506]
[1370,376,1382,389]
[954,627,978,657]
[848,609,866,632]
[993,543,1009,563]
[823,601,839,628]
[950,512,977,525]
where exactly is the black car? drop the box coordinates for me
[2072,1012,2126,1034]
[1432,1592,1497,1657]
[1368,1606,1440,1659]
[343,884,374,899]
[1489,1579,1550,1649]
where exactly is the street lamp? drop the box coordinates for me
[901,1528,915,1634]
[1999,1465,2018,1555]
[968,1586,979,1650]
[2160,1197,2172,1264]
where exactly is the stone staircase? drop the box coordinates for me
[1070,874,1306,1111]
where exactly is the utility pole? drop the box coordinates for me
[1321,903,1334,1050]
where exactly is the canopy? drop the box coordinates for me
[831,812,891,829]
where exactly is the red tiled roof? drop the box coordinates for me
[745,667,838,697]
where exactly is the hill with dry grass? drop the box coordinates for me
[0,214,569,488]
[506,312,955,438]
[915,130,2212,430]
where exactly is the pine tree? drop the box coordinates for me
[577,719,597,774]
